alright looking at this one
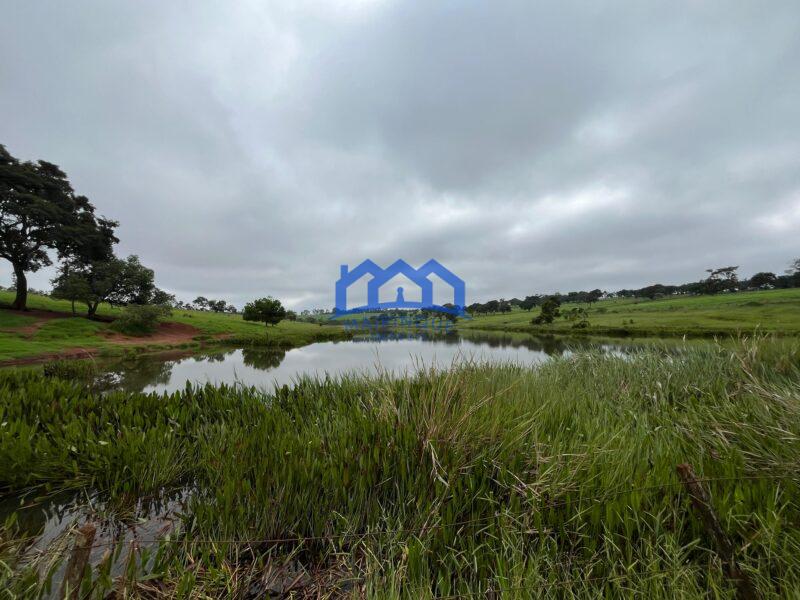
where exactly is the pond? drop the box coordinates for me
[2,330,704,595]
[101,330,690,394]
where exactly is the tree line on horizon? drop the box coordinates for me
[468,261,800,315]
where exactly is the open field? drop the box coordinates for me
[2,287,798,364]
[460,288,800,337]
[1,338,799,597]
[0,291,349,363]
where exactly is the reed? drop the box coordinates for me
[1,337,798,597]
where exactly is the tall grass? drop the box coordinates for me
[0,338,799,597]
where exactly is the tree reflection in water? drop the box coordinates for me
[99,350,235,393]
[95,333,674,394]
[241,348,287,370]
[354,329,648,357]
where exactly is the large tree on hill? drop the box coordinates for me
[243,297,286,327]
[702,266,739,294]
[0,144,117,309]
[748,272,777,289]
[51,255,155,317]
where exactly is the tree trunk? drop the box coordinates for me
[11,264,27,310]
[87,302,98,317]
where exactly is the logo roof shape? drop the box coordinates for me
[334,259,466,316]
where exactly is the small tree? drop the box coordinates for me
[532,296,561,325]
[50,265,90,315]
[243,297,286,327]
[193,296,209,311]
[563,306,590,328]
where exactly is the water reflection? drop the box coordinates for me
[242,347,287,370]
[0,486,189,593]
[0,488,188,548]
[95,330,685,395]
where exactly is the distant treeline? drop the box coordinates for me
[469,261,800,314]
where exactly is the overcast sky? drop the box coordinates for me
[2,1,799,309]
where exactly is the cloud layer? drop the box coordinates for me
[2,1,799,308]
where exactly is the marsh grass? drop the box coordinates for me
[0,337,799,597]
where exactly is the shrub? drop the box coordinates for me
[111,304,172,336]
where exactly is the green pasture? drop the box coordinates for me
[461,288,800,337]
[0,290,348,362]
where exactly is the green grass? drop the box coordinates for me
[461,288,800,337]
[0,311,37,330]
[0,290,350,362]
[2,287,797,363]
[1,337,799,597]
[0,290,125,319]
[0,318,107,361]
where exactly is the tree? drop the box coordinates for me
[587,289,603,305]
[151,288,176,306]
[208,299,228,313]
[520,295,542,311]
[51,254,154,317]
[49,264,90,315]
[563,306,590,328]
[243,297,286,327]
[193,296,209,311]
[532,296,561,325]
[702,266,739,294]
[748,272,777,289]
[0,144,117,309]
[786,258,800,287]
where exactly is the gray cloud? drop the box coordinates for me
[2,0,799,308]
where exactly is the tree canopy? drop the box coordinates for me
[51,255,155,317]
[0,144,117,309]
[243,297,286,327]
[532,296,561,325]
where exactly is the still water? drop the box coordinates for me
[103,330,677,394]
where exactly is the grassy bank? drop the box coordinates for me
[1,338,799,597]
[0,290,349,362]
[459,288,800,337]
